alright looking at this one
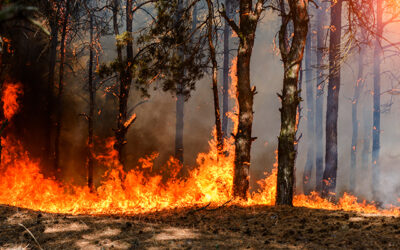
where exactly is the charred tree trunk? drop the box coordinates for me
[87,11,95,192]
[45,12,59,168]
[222,0,231,139]
[372,0,383,200]
[54,1,70,176]
[206,0,223,154]
[302,23,314,194]
[114,0,134,169]
[315,0,326,193]
[222,0,263,199]
[349,45,365,193]
[322,0,342,199]
[276,0,309,206]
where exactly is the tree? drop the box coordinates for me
[54,0,71,176]
[105,0,156,169]
[276,0,309,206]
[221,0,233,139]
[174,0,188,165]
[371,0,383,200]
[44,1,60,169]
[113,0,136,168]
[302,20,314,195]
[322,0,342,199]
[222,0,265,199]
[141,0,207,170]
[349,36,366,193]
[206,0,223,155]
[314,0,327,193]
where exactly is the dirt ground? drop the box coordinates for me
[0,204,400,249]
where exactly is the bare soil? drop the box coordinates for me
[0,204,399,249]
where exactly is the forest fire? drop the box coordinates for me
[1,125,399,216]
[3,0,400,247]
[0,77,398,217]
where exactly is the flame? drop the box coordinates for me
[0,65,399,217]
[2,82,23,120]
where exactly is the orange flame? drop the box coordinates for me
[2,82,23,120]
[0,62,399,217]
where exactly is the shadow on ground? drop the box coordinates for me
[0,204,399,249]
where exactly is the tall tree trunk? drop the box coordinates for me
[206,0,223,155]
[361,102,371,169]
[112,0,122,62]
[87,11,95,192]
[222,0,231,139]
[45,9,59,171]
[114,0,134,169]
[229,0,261,199]
[315,0,326,193]
[111,0,123,142]
[372,0,383,200]
[322,0,342,198]
[222,0,263,199]
[174,0,184,164]
[349,45,365,193]
[54,1,70,176]
[302,23,314,194]
[276,0,309,206]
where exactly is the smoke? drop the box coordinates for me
[6,6,400,206]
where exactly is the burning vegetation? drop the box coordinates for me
[1,0,400,248]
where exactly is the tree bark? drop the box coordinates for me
[322,0,342,198]
[45,11,59,169]
[276,0,309,206]
[372,0,383,200]
[302,23,314,195]
[206,0,223,155]
[54,0,70,176]
[222,0,231,139]
[349,45,364,193]
[174,0,185,164]
[221,0,263,199]
[87,10,95,192]
[315,0,326,193]
[361,98,371,170]
[114,0,134,169]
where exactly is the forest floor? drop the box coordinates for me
[0,204,400,249]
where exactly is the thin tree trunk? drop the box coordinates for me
[302,23,314,194]
[315,0,326,193]
[276,0,309,206]
[322,0,342,198]
[175,91,184,163]
[222,0,231,139]
[114,0,134,169]
[372,0,383,201]
[206,0,223,155]
[54,1,70,176]
[87,11,95,192]
[112,0,122,61]
[349,45,364,193]
[174,0,188,165]
[45,9,59,170]
[361,99,371,169]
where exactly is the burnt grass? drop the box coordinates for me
[0,204,400,249]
